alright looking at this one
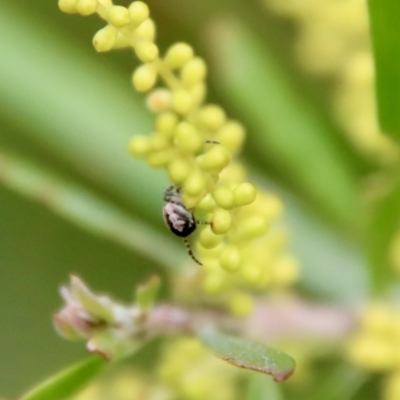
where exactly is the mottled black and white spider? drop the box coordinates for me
[162,185,205,265]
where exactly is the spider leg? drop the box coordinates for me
[183,238,202,265]
[205,140,220,145]
[195,220,210,225]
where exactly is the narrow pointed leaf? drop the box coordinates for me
[304,364,367,400]
[199,329,296,382]
[368,0,400,139]
[20,356,106,400]
[365,176,400,293]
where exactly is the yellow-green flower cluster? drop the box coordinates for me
[347,303,400,400]
[197,165,299,316]
[158,338,239,400]
[263,0,399,165]
[58,0,300,317]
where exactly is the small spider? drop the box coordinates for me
[163,185,206,265]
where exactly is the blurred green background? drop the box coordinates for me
[1,0,396,397]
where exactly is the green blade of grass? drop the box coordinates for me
[0,149,185,272]
[368,1,400,139]
[365,176,400,293]
[20,356,106,400]
[303,364,367,400]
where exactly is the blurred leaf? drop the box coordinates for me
[246,374,283,400]
[0,149,185,272]
[301,364,366,400]
[207,19,360,229]
[368,1,400,139]
[0,1,167,226]
[20,356,106,400]
[365,177,400,293]
[199,328,296,382]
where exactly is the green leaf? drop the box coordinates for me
[199,328,296,382]
[303,364,367,400]
[0,149,185,272]
[368,0,400,139]
[245,374,283,400]
[208,19,360,229]
[365,176,400,293]
[20,356,106,400]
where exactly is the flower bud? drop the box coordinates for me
[217,121,245,153]
[219,163,246,185]
[199,226,224,249]
[76,0,97,15]
[233,183,257,207]
[147,149,175,167]
[181,57,207,88]
[134,18,156,42]
[197,193,217,212]
[59,0,78,13]
[212,185,235,209]
[155,112,179,138]
[182,193,201,209]
[128,2,150,29]
[190,83,207,108]
[237,216,268,240]
[93,25,118,52]
[132,64,157,92]
[184,169,206,196]
[240,263,263,286]
[113,32,130,49]
[211,208,232,234]
[174,122,202,153]
[164,43,194,69]
[202,258,220,273]
[107,5,130,27]
[168,157,192,184]
[172,89,193,115]
[146,89,172,112]
[198,105,226,131]
[149,135,169,151]
[129,135,152,156]
[135,41,159,63]
[70,275,114,322]
[198,146,231,171]
[220,245,241,272]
